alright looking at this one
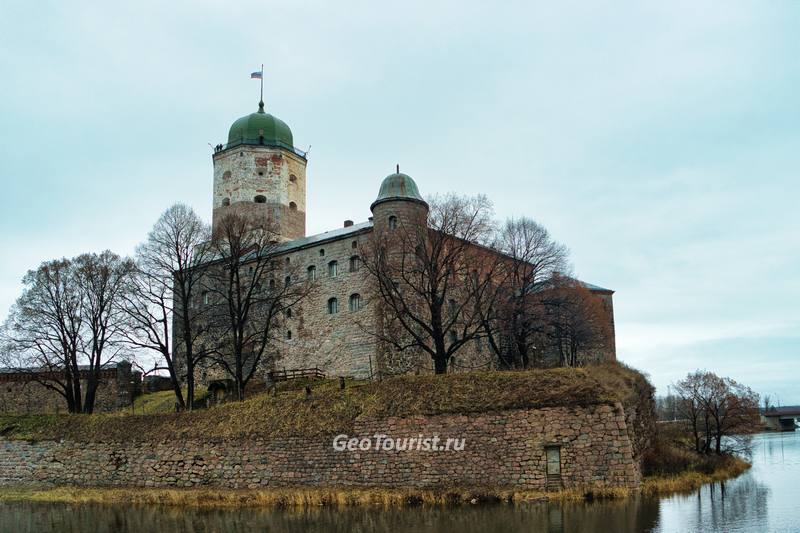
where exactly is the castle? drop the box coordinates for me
[187,97,617,387]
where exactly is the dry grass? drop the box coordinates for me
[642,455,750,497]
[0,485,632,508]
[0,363,649,443]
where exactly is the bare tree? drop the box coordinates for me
[121,204,211,410]
[204,212,312,400]
[485,218,569,368]
[1,259,84,412]
[2,252,135,414]
[72,251,135,413]
[363,194,503,375]
[674,370,760,455]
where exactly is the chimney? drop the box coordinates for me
[344,220,354,228]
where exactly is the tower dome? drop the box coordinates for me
[227,101,294,149]
[371,170,427,211]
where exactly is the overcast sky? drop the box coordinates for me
[1,1,797,403]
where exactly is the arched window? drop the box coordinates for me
[349,255,360,272]
[286,308,292,318]
[319,249,325,257]
[307,265,316,281]
[327,297,338,314]
[254,195,267,203]
[221,197,230,207]
[349,293,362,312]
[223,170,232,180]
[352,240,358,249]
[388,215,398,230]
[285,257,291,264]
[285,275,291,287]
[289,201,297,210]
[202,291,210,306]
[286,330,292,340]
[328,260,338,277]
[269,279,276,290]
[289,174,297,183]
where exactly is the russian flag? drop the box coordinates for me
[251,70,263,79]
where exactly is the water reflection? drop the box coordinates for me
[0,432,796,533]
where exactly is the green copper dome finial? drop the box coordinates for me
[227,100,294,149]
[370,166,428,212]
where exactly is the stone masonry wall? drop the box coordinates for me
[212,146,307,241]
[0,364,137,415]
[0,403,640,491]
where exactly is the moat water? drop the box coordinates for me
[1,431,797,532]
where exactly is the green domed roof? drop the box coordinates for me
[227,101,293,149]
[371,170,427,211]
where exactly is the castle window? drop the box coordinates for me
[327,297,339,314]
[352,240,358,249]
[258,170,265,176]
[285,275,291,287]
[286,330,292,340]
[289,201,297,210]
[221,197,230,207]
[254,195,267,203]
[319,249,325,257]
[388,215,398,230]
[289,174,297,183]
[349,255,360,272]
[307,265,316,281]
[328,260,338,277]
[286,308,292,318]
[349,293,362,312]
[223,170,232,180]
[269,279,276,290]
[202,291,210,306]
[286,257,291,264]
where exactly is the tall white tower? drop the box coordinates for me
[212,100,307,241]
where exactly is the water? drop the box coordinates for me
[1,432,797,532]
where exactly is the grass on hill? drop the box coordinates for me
[131,388,209,415]
[0,363,648,443]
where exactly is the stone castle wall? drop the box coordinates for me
[0,364,138,414]
[0,403,640,491]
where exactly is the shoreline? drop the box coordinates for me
[0,457,750,509]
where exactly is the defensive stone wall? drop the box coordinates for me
[0,363,138,414]
[0,402,640,491]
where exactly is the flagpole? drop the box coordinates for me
[260,64,264,105]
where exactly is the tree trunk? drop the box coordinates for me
[83,376,98,414]
[186,359,195,411]
[434,355,448,374]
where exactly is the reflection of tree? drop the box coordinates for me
[657,472,770,532]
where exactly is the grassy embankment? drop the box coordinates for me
[0,363,750,507]
[0,363,646,443]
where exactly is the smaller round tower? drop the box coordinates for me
[370,168,429,234]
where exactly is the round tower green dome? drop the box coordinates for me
[227,101,293,149]
[371,170,427,211]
